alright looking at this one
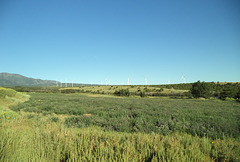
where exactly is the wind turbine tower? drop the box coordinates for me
[145,77,147,85]
[182,74,186,83]
[128,77,130,85]
[65,79,68,87]
[72,80,74,87]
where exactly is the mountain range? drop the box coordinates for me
[0,72,60,87]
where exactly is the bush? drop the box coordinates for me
[183,92,193,99]
[140,91,146,97]
[225,97,236,101]
[155,88,164,92]
[114,89,130,97]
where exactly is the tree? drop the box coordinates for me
[236,88,240,100]
[191,81,212,99]
[220,84,238,100]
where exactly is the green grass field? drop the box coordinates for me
[1,87,240,161]
[11,92,240,139]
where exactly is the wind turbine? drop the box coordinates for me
[60,80,62,88]
[72,80,74,87]
[145,77,147,85]
[128,77,130,85]
[65,79,68,87]
[182,74,186,83]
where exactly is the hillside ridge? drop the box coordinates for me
[0,72,57,87]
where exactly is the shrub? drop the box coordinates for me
[140,91,146,97]
[114,89,130,97]
[183,92,193,99]
[224,97,236,101]
[155,88,164,92]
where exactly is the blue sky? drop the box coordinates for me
[0,0,239,85]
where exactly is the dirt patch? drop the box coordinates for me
[87,94,100,97]
[84,113,92,117]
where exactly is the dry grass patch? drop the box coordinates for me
[84,113,92,117]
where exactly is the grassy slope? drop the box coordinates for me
[0,87,29,120]
[1,89,240,161]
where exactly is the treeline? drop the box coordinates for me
[113,82,240,100]
[191,81,240,100]
[9,82,240,100]
[113,88,192,98]
[9,86,107,95]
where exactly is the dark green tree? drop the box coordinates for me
[236,88,240,100]
[220,84,238,100]
[191,81,212,99]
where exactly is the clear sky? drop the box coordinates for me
[0,0,239,85]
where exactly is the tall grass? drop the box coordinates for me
[11,93,240,139]
[1,117,239,161]
[0,87,29,108]
[0,87,29,121]
[1,88,240,161]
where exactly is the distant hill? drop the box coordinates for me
[0,73,58,87]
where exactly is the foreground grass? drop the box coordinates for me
[1,88,240,161]
[1,117,240,162]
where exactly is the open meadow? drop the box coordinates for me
[1,86,240,161]
[2,0,240,161]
